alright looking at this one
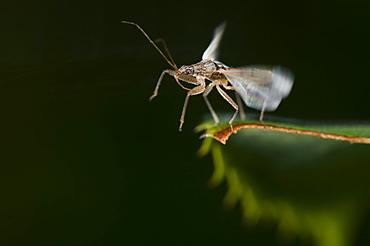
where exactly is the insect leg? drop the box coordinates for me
[149,70,168,101]
[235,92,246,120]
[259,103,266,127]
[149,70,191,101]
[179,83,206,131]
[222,85,235,90]
[203,82,219,126]
[174,76,192,91]
[215,85,238,133]
[221,83,245,120]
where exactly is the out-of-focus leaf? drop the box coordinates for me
[197,114,370,246]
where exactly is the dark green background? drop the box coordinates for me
[1,1,370,245]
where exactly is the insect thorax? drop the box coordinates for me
[179,59,220,77]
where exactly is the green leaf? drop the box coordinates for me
[196,114,370,145]
[197,114,370,246]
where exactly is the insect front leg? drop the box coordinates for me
[149,70,191,101]
[203,82,219,126]
[179,79,206,131]
[215,85,238,133]
[149,70,169,101]
[174,76,192,91]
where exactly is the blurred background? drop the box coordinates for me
[1,0,370,245]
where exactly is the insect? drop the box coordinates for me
[122,21,294,131]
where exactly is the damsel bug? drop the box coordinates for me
[122,21,294,131]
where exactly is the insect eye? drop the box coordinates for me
[183,68,193,75]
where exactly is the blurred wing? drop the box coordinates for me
[202,22,227,61]
[222,66,294,111]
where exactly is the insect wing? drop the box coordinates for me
[222,66,294,111]
[202,22,227,61]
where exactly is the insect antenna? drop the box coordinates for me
[154,38,177,70]
[121,21,178,70]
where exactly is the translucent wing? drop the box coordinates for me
[202,22,227,61]
[222,66,294,111]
